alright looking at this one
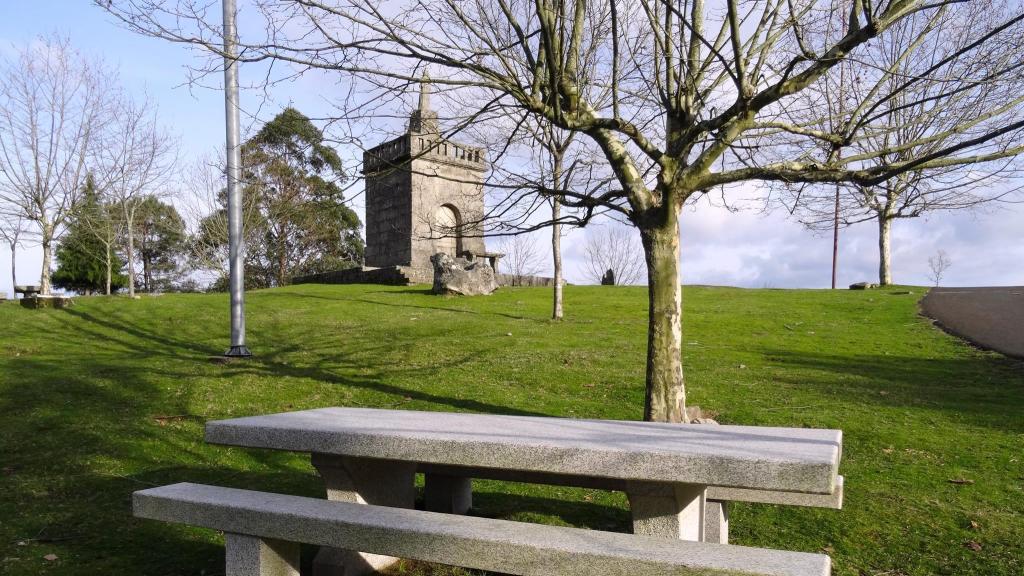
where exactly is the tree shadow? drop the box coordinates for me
[757,348,1024,433]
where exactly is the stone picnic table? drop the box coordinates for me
[205,407,842,576]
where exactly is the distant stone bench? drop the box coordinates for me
[461,249,503,271]
[13,285,40,297]
[135,482,831,576]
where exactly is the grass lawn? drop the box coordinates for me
[0,283,1021,576]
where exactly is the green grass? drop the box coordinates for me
[0,284,1021,576]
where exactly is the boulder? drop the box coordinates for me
[431,253,498,296]
[849,282,878,290]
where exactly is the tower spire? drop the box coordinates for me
[418,71,431,111]
[409,71,439,134]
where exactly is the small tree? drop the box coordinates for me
[498,233,544,286]
[584,226,645,286]
[927,250,952,287]
[93,94,178,298]
[0,212,27,293]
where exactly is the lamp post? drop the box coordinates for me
[223,0,251,357]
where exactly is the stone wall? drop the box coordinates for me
[496,273,563,287]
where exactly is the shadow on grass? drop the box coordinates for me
[57,306,548,418]
[278,290,540,322]
[759,348,1024,433]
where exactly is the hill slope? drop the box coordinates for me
[0,284,1021,575]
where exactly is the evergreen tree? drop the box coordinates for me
[133,195,186,292]
[241,107,364,287]
[52,184,129,294]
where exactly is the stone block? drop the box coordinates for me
[424,473,472,514]
[225,534,299,576]
[20,295,74,309]
[310,454,416,576]
[703,501,729,545]
[627,481,705,541]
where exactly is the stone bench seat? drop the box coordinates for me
[418,464,843,544]
[134,482,831,576]
[418,464,844,509]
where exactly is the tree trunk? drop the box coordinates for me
[40,231,53,296]
[551,198,563,320]
[126,224,136,297]
[878,215,893,286]
[105,244,112,296]
[142,243,151,293]
[9,241,16,295]
[639,215,685,423]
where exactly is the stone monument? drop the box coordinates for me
[362,74,487,278]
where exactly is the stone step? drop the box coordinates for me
[135,482,830,576]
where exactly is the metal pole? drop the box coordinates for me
[223,0,251,357]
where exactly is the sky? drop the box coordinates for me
[0,2,1021,295]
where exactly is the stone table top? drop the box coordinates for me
[206,407,841,494]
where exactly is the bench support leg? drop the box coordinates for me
[225,534,299,576]
[424,473,473,514]
[703,500,729,544]
[627,482,706,542]
[311,454,417,576]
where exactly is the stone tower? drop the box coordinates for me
[362,74,487,271]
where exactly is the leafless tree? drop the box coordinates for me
[927,249,952,287]
[0,212,28,293]
[0,36,109,294]
[498,233,544,286]
[92,94,178,297]
[101,0,1024,422]
[181,153,263,289]
[72,178,125,295]
[782,2,1024,285]
[584,225,645,286]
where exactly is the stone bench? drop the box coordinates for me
[134,482,831,576]
[205,407,842,574]
[13,285,40,297]
[419,465,844,544]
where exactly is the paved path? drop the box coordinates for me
[921,286,1024,359]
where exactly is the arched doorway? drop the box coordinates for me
[434,204,462,257]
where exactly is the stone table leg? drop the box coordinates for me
[626,482,706,542]
[424,473,473,514]
[703,500,729,544]
[225,534,299,576]
[311,454,417,576]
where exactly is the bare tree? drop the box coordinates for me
[0,36,109,294]
[0,212,28,293]
[498,233,544,286]
[584,225,645,286]
[93,94,178,297]
[182,153,264,289]
[783,2,1024,285]
[102,0,1024,422]
[927,249,952,287]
